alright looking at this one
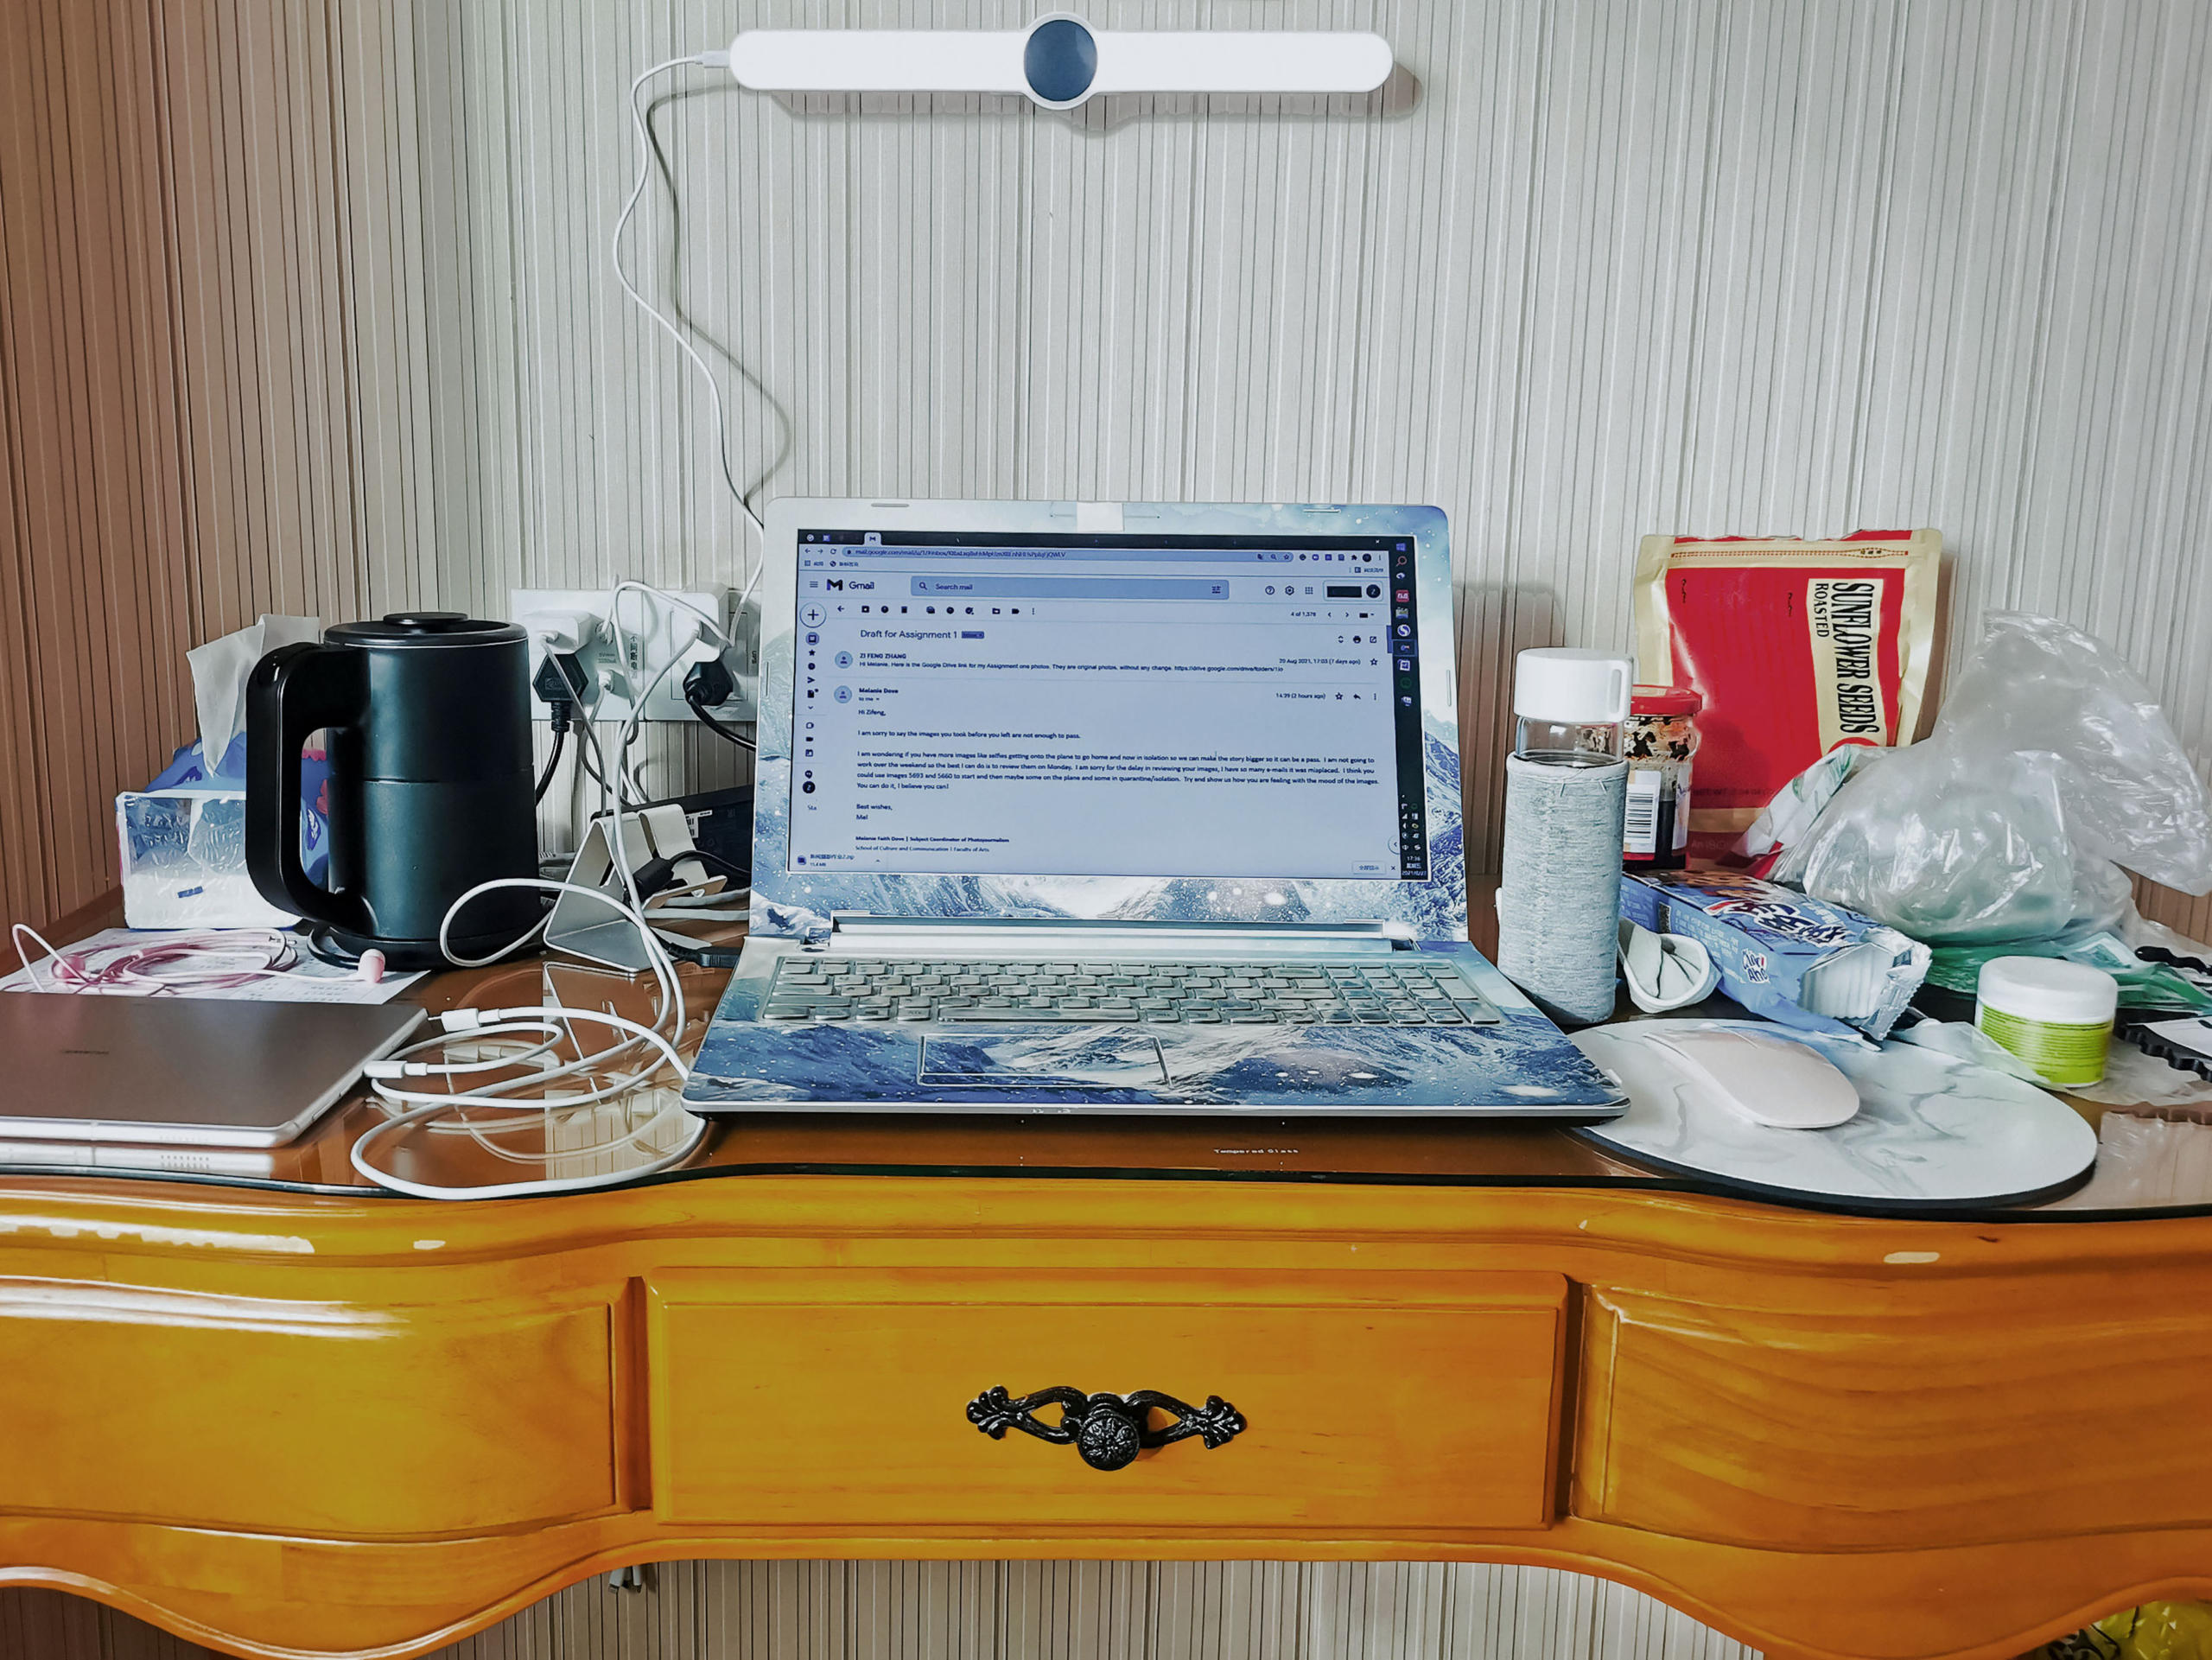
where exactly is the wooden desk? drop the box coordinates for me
[2,957,2209,1660]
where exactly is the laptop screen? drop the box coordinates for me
[787,529,1429,881]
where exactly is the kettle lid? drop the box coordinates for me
[327,612,528,649]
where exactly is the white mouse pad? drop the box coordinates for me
[1573,1020,2097,1209]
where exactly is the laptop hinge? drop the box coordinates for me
[822,914,1414,956]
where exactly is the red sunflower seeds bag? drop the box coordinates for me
[1633,531,1942,862]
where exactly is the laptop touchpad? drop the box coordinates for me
[919,1031,1170,1090]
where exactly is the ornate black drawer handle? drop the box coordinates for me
[966,1385,1247,1472]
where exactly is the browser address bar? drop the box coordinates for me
[910,576,1230,600]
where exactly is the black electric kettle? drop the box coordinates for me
[246,613,539,968]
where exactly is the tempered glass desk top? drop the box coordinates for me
[1,951,2202,1221]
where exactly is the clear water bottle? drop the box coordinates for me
[1497,649,1634,1024]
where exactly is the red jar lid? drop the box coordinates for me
[1630,684,1702,717]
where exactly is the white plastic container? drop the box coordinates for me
[1512,649,1632,766]
[1975,956,2119,1087]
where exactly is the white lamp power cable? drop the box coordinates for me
[614,54,767,623]
[361,53,788,1197]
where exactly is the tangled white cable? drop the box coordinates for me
[346,878,708,1200]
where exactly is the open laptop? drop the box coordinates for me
[685,499,1624,1117]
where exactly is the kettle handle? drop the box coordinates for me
[246,641,368,934]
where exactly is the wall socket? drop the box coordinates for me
[509,587,758,725]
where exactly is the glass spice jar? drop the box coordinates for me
[1623,684,1701,870]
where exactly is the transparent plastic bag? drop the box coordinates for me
[1777,613,2212,945]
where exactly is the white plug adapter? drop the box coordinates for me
[511,586,752,725]
[518,606,605,655]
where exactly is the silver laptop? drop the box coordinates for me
[686,499,1624,1117]
[0,994,423,1147]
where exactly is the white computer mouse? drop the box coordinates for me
[1640,1027,1860,1129]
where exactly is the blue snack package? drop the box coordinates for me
[1620,869,1929,1040]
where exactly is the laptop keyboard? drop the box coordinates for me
[758,958,1503,1027]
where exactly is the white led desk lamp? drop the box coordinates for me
[727,13,1395,109]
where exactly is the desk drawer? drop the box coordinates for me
[646,1269,1565,1533]
[0,1280,619,1537]
[1577,1283,2212,1549]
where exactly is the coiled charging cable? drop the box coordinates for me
[347,879,708,1200]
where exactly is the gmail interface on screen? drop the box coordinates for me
[789,530,1431,881]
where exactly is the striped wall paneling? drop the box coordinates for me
[3,0,2210,936]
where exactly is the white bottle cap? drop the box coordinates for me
[1977,956,2120,1024]
[1514,648,1636,723]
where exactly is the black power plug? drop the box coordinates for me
[683,657,753,750]
[533,651,589,713]
[681,656,736,709]
[531,652,589,802]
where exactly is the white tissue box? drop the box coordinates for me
[117,788,296,930]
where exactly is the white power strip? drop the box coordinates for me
[511,585,757,724]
